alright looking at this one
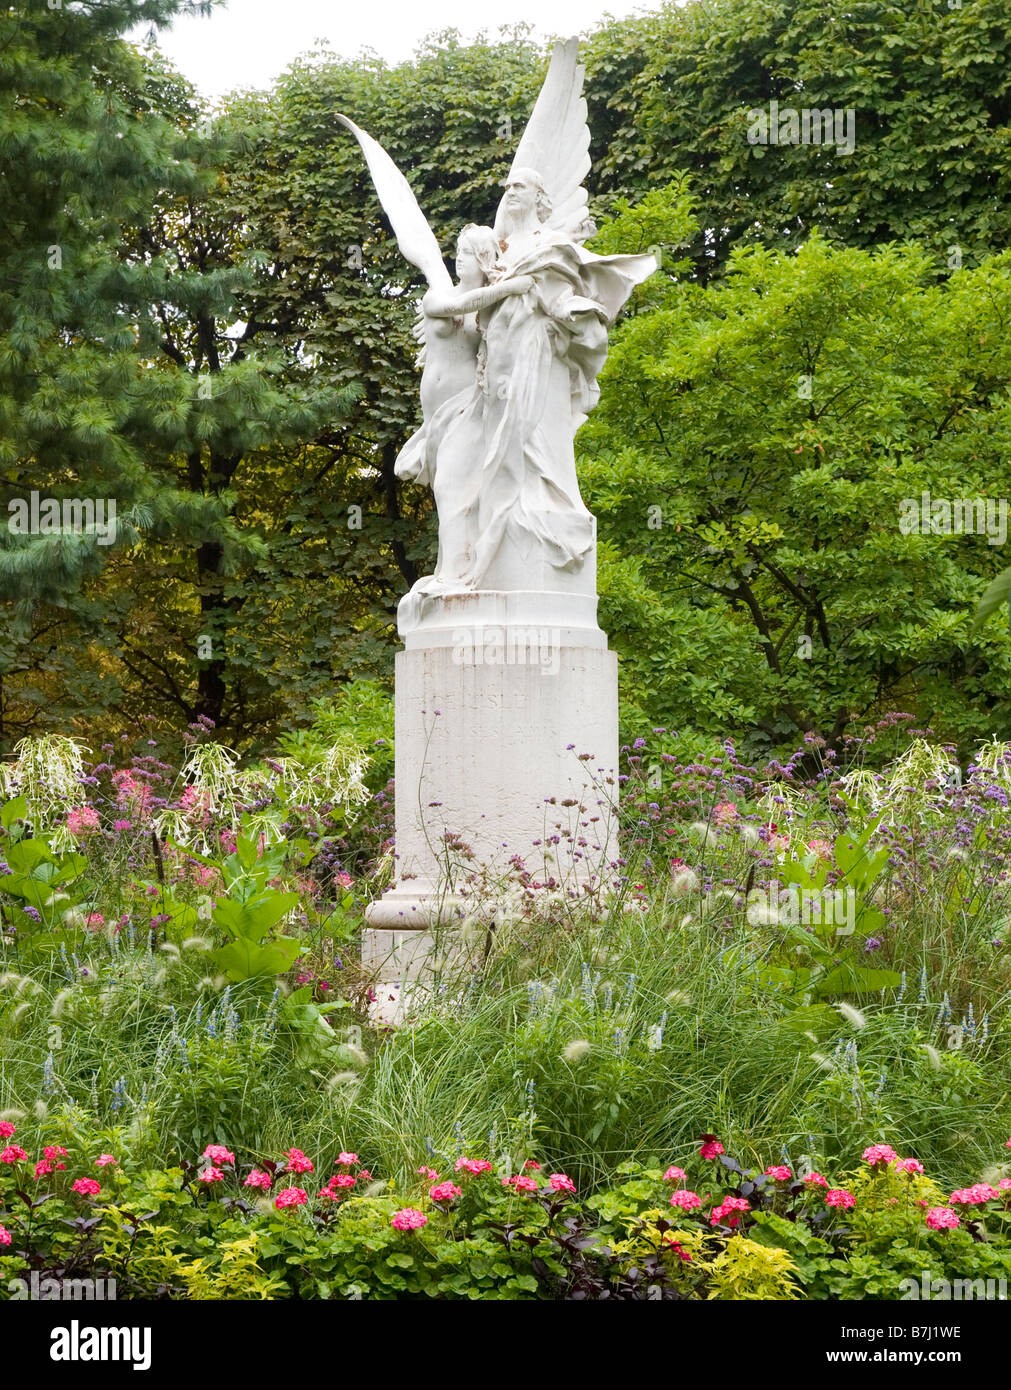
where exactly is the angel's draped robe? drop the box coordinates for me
[395,231,657,589]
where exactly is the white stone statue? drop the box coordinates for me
[349,40,653,984]
[338,38,658,627]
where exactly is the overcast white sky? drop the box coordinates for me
[134,0,654,100]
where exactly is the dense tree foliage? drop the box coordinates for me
[585,0,1011,278]
[1,1,353,742]
[583,212,1011,751]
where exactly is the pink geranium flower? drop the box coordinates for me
[710,1196,749,1226]
[699,1139,724,1161]
[244,1170,272,1190]
[430,1180,462,1203]
[274,1186,308,1209]
[43,1145,69,1160]
[284,1148,313,1174]
[34,1159,53,1179]
[0,1146,27,1164]
[454,1158,492,1176]
[72,1178,101,1197]
[0,1226,10,1246]
[522,1160,541,1171]
[663,1166,687,1182]
[0,1122,15,1139]
[391,1208,427,1231]
[94,1154,118,1167]
[548,1173,576,1194]
[198,1166,225,1183]
[336,1152,359,1165]
[202,1144,235,1165]
[894,1157,925,1174]
[669,1189,702,1210]
[504,1175,539,1193]
[862,1144,898,1167]
[318,1175,356,1200]
[417,1166,439,1182]
[926,1206,960,1231]
[803,1173,829,1187]
[950,1184,998,1205]
[765,1166,791,1181]
[825,1189,856,1209]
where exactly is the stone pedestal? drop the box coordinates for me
[363,586,619,986]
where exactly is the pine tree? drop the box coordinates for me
[0,2,352,741]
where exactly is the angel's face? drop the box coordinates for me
[455,245,483,289]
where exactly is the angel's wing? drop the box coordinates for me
[497,37,592,241]
[337,114,452,293]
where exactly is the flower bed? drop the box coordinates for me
[3,1124,1010,1300]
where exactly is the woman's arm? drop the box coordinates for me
[424,275,533,319]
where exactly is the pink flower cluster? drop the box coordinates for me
[319,1174,356,1201]
[244,1170,272,1190]
[949,1184,999,1206]
[926,1207,960,1231]
[454,1157,493,1176]
[765,1166,792,1181]
[202,1144,235,1165]
[503,1175,538,1193]
[825,1189,856,1209]
[862,1144,898,1166]
[71,1178,101,1197]
[429,1180,462,1203]
[284,1148,313,1175]
[710,1195,750,1226]
[391,1208,427,1232]
[66,806,100,838]
[274,1186,308,1210]
[669,1189,702,1211]
[663,1166,687,1182]
[699,1139,725,1161]
[548,1173,576,1194]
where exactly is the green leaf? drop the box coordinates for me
[0,796,28,830]
[973,565,1011,630]
[212,934,302,982]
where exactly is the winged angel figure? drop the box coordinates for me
[338,39,658,612]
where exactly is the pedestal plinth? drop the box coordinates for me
[363,588,619,985]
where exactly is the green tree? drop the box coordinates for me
[584,0,1011,279]
[0,5,353,744]
[581,210,1011,752]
